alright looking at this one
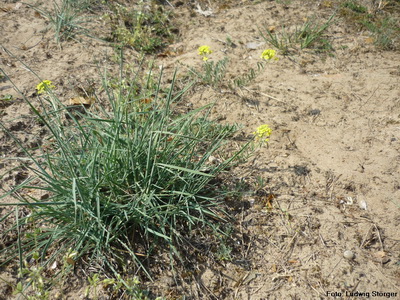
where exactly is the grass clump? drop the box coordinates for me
[0,59,251,286]
[32,0,90,43]
[260,14,335,55]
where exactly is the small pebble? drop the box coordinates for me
[208,155,221,164]
[343,250,355,260]
[308,109,321,116]
[248,198,255,206]
[345,196,353,205]
[359,199,367,210]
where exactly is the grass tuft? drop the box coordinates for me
[0,58,251,283]
[260,14,335,55]
[30,0,90,44]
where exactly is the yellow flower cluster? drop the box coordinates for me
[253,124,272,142]
[36,80,55,94]
[261,49,278,61]
[198,45,212,61]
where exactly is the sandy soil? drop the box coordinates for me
[1,0,399,299]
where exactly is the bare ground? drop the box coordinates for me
[1,0,400,299]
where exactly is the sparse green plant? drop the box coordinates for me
[216,242,233,261]
[275,0,292,4]
[85,274,101,299]
[105,1,175,53]
[342,0,368,13]
[11,216,50,300]
[191,57,229,87]
[255,175,266,189]
[339,0,399,50]
[1,94,13,101]
[232,61,265,88]
[214,225,234,261]
[16,260,49,300]
[11,237,149,300]
[190,46,278,89]
[338,0,371,24]
[9,212,77,300]
[225,35,236,48]
[361,17,399,50]
[231,49,278,88]
[68,0,98,11]
[101,275,152,299]
[188,45,229,87]
[260,14,335,54]
[12,241,47,299]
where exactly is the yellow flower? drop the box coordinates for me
[198,45,212,56]
[198,45,212,61]
[261,49,278,61]
[36,80,55,94]
[253,124,272,142]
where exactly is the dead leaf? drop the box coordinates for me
[69,96,95,106]
[321,1,333,8]
[66,257,75,265]
[373,251,386,259]
[266,194,274,209]
[288,259,300,264]
[140,98,153,104]
[373,251,390,264]
[195,3,213,17]
[0,5,13,12]
[270,264,277,273]
[365,37,375,44]
[34,11,44,19]
[50,261,58,270]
